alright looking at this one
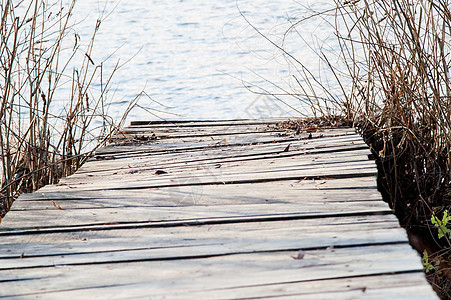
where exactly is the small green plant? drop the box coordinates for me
[422,250,440,273]
[431,210,451,239]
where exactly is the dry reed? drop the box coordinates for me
[0,0,130,217]
[244,0,450,295]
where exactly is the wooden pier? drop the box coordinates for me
[0,119,437,299]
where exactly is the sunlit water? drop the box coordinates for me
[70,0,339,122]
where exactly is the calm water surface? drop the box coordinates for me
[72,0,338,122]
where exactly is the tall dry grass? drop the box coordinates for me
[254,0,450,295]
[0,0,129,217]
[253,0,450,220]
[243,0,450,218]
[323,0,451,225]
[345,2,451,291]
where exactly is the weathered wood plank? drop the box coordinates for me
[90,133,366,162]
[36,165,375,193]
[77,152,372,182]
[145,272,433,300]
[112,124,284,139]
[97,128,355,155]
[15,273,429,300]
[0,225,406,269]
[1,199,393,231]
[106,129,358,151]
[99,132,295,155]
[0,215,403,270]
[11,188,383,210]
[80,140,370,176]
[0,214,401,249]
[97,128,357,155]
[38,147,378,192]
[69,152,375,181]
[129,118,289,127]
[163,273,434,300]
[124,123,278,131]
[0,244,427,299]
[112,124,353,142]
[11,177,381,214]
[16,176,379,201]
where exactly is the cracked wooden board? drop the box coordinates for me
[97,128,355,156]
[11,182,383,211]
[0,245,427,299]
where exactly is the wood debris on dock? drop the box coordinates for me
[0,119,437,299]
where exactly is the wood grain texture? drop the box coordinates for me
[0,119,437,299]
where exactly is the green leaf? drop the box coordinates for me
[422,250,438,273]
[431,210,451,239]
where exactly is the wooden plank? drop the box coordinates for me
[13,273,430,300]
[16,176,379,201]
[109,128,356,147]
[0,225,406,269]
[72,149,374,179]
[11,186,383,211]
[0,213,400,246]
[97,128,355,155]
[42,144,377,191]
[112,124,284,138]
[128,118,288,127]
[0,244,429,299]
[100,132,294,154]
[9,195,385,211]
[162,272,435,300]
[90,133,366,162]
[110,129,287,141]
[0,215,403,264]
[73,154,373,186]
[0,199,392,231]
[2,217,403,267]
[11,177,381,213]
[113,124,352,140]
[82,137,369,174]
[101,128,356,152]
[123,123,277,131]
[35,163,376,193]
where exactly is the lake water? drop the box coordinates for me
[71,0,339,122]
